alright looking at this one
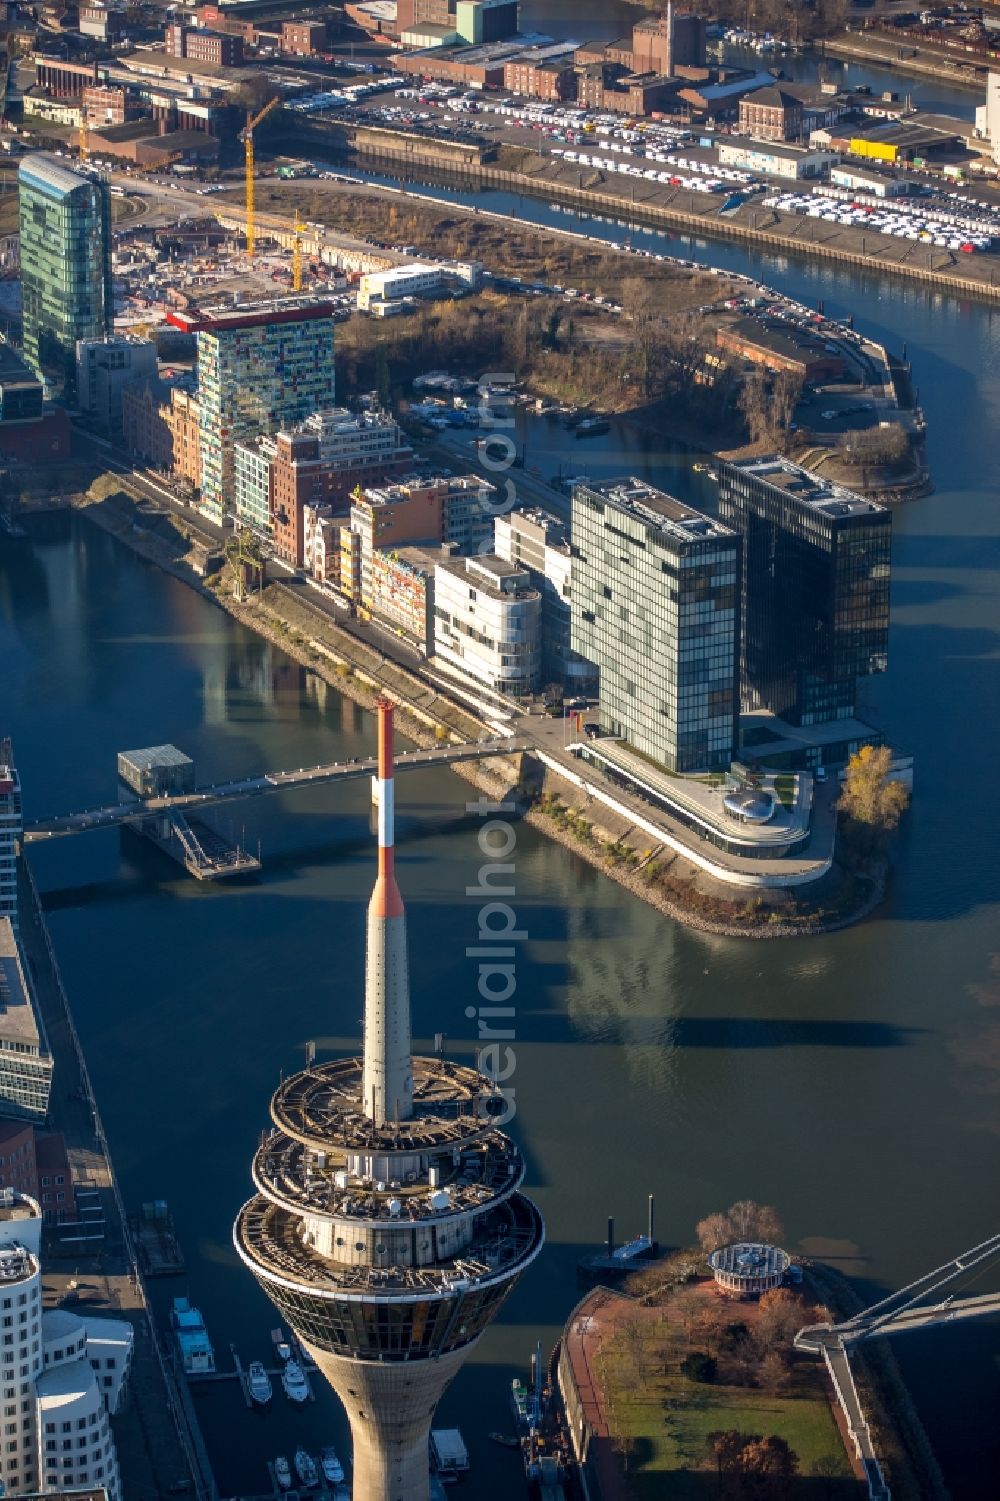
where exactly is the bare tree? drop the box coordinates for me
[696,1211,732,1253]
[738,369,771,446]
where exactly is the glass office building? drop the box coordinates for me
[717,457,891,726]
[570,479,741,773]
[18,154,111,398]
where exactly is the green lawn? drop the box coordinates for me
[616,1376,849,1487]
[596,1283,854,1498]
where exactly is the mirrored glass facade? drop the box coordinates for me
[718,458,891,726]
[570,479,740,773]
[18,155,111,399]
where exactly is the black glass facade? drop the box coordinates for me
[718,459,890,727]
[262,1274,515,1362]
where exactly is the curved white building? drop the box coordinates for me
[0,1191,128,1498]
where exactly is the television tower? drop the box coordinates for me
[235,700,544,1501]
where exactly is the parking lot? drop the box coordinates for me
[760,185,1000,254]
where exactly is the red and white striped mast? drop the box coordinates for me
[362,698,414,1125]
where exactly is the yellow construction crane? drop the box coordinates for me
[292,216,305,292]
[241,95,281,259]
[79,115,88,162]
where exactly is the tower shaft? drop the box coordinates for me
[301,1338,472,1501]
[362,699,413,1124]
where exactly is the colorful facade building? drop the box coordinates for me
[167,300,336,525]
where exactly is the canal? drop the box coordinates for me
[3,119,1000,1501]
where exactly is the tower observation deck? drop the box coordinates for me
[234,699,544,1501]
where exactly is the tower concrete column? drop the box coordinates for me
[301,1340,473,1501]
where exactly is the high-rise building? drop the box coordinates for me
[18,155,112,398]
[717,456,890,726]
[0,743,21,933]
[166,300,337,526]
[0,1190,131,1499]
[235,701,544,1501]
[570,478,740,773]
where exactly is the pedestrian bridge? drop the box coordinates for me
[23,739,529,841]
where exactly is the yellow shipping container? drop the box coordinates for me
[850,138,898,163]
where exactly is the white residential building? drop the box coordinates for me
[494,509,597,693]
[357,263,442,311]
[433,553,541,697]
[0,1191,130,1499]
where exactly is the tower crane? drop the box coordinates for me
[292,216,305,292]
[240,95,280,259]
[79,115,89,162]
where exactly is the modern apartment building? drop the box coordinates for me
[0,920,53,1123]
[494,509,596,693]
[570,478,740,773]
[75,335,157,435]
[167,300,336,525]
[19,155,111,398]
[717,457,890,726]
[0,746,20,934]
[347,475,495,606]
[434,553,541,696]
[233,407,414,564]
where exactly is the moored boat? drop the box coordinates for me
[274,1456,292,1491]
[320,1447,345,1484]
[293,1447,318,1488]
[281,1359,309,1403]
[247,1359,272,1405]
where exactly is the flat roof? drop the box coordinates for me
[166,297,334,333]
[576,477,737,547]
[721,135,828,159]
[438,551,539,600]
[0,920,48,1055]
[729,456,886,519]
[118,745,193,771]
[722,317,844,363]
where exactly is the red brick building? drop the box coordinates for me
[82,85,139,126]
[504,58,577,101]
[0,1121,72,1225]
[164,24,245,66]
[738,86,804,143]
[576,63,678,117]
[281,20,328,55]
[632,11,705,75]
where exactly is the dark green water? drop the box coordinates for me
[3,189,1000,1493]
